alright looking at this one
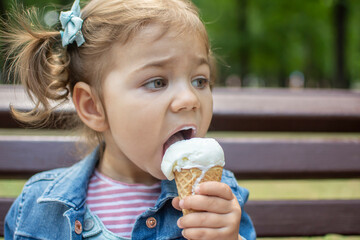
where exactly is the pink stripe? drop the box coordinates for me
[88,182,113,189]
[88,188,160,197]
[88,204,155,212]
[87,194,159,202]
[87,195,159,204]
[109,227,132,234]
[103,219,135,225]
[96,210,146,218]
[109,228,132,233]
[89,184,160,191]
[88,176,102,184]
[88,202,156,211]
[88,203,153,210]
[86,199,157,207]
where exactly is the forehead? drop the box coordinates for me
[133,23,207,50]
[110,23,209,67]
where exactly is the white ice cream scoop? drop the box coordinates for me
[161,138,225,180]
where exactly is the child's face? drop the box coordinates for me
[101,24,213,181]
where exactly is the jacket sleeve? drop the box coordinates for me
[222,170,257,240]
[4,193,22,240]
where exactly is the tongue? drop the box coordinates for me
[163,132,184,155]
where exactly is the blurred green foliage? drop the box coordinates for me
[1,0,360,88]
[193,0,360,88]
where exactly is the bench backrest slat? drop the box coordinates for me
[1,136,359,179]
[1,85,360,132]
[246,199,360,237]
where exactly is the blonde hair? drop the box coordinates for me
[1,0,215,150]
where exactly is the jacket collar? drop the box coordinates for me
[37,146,178,210]
[37,146,100,209]
[156,179,178,209]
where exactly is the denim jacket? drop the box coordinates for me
[5,147,256,240]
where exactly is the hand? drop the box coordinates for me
[172,181,242,240]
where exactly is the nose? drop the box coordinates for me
[170,84,200,112]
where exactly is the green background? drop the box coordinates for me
[1,0,360,88]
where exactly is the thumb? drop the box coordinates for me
[172,197,182,211]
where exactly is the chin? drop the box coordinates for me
[151,171,167,181]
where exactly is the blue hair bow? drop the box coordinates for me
[59,0,85,47]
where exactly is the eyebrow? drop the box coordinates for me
[196,57,210,67]
[136,56,210,71]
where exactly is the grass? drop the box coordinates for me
[2,179,360,200]
[0,179,27,197]
[240,179,360,200]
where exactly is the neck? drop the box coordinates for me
[98,147,159,186]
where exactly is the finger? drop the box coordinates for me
[196,182,234,201]
[181,195,232,214]
[172,197,182,211]
[182,227,231,240]
[177,212,226,229]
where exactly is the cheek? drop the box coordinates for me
[199,93,213,135]
[206,95,214,118]
[107,102,156,138]
[104,94,165,147]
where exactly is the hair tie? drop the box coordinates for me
[59,0,85,47]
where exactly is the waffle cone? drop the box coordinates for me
[174,166,223,215]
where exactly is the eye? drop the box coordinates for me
[191,77,209,89]
[144,78,167,89]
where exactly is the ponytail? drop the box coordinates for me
[0,5,72,127]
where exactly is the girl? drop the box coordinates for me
[2,0,256,239]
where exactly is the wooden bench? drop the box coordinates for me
[1,85,360,237]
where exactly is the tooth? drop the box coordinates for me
[181,126,194,131]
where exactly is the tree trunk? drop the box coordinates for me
[238,0,248,87]
[0,0,4,84]
[0,0,4,17]
[334,0,349,88]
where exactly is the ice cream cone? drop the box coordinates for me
[161,138,225,215]
[174,166,223,215]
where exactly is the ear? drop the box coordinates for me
[72,82,108,132]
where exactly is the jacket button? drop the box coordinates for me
[75,220,83,234]
[146,217,157,228]
[84,218,94,231]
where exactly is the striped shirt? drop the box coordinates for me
[86,170,161,238]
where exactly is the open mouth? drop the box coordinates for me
[163,127,195,156]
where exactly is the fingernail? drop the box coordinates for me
[195,186,200,194]
[179,199,184,208]
[177,218,183,228]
